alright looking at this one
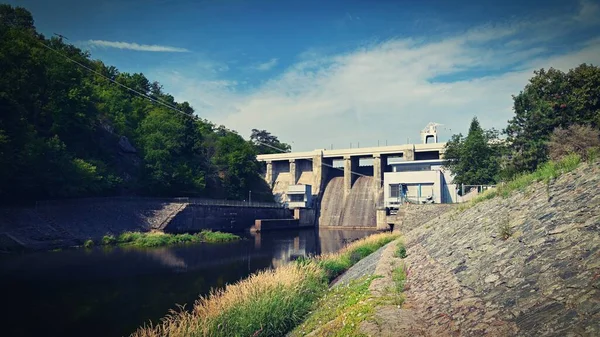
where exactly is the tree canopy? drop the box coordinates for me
[505,64,600,174]
[0,5,275,204]
[443,117,503,186]
[250,129,291,154]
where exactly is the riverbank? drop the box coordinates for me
[289,239,407,337]
[0,197,290,251]
[91,230,240,248]
[131,232,398,337]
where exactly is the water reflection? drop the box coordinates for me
[0,228,374,337]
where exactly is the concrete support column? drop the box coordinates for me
[289,159,298,185]
[405,147,415,161]
[265,161,274,188]
[312,152,323,195]
[373,154,384,206]
[343,155,359,201]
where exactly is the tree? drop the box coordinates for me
[443,117,502,186]
[505,64,600,173]
[547,124,600,161]
[0,5,275,204]
[250,129,291,154]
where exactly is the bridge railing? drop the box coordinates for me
[32,196,285,209]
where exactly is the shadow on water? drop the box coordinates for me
[0,228,375,337]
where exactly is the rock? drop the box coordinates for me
[485,274,500,283]
[118,136,137,153]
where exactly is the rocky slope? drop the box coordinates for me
[390,160,600,336]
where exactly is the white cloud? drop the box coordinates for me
[253,58,279,71]
[162,4,600,151]
[577,0,600,23]
[87,40,189,52]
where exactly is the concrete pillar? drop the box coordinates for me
[289,159,298,185]
[373,154,384,207]
[344,155,359,201]
[405,147,415,161]
[265,161,274,188]
[376,207,389,231]
[312,152,323,195]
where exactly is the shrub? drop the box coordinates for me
[548,124,600,161]
[83,239,94,248]
[101,234,116,245]
[395,242,407,259]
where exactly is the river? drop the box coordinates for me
[0,228,375,337]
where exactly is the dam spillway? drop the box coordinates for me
[319,176,377,228]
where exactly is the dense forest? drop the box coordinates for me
[0,5,289,204]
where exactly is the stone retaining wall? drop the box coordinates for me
[401,160,600,336]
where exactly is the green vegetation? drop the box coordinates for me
[395,242,407,259]
[83,239,94,248]
[95,230,239,248]
[505,65,600,175]
[443,117,503,186]
[317,235,398,280]
[444,64,600,188]
[0,5,279,204]
[392,264,406,294]
[132,232,398,337]
[289,276,376,337]
[460,153,584,210]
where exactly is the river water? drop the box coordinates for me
[0,228,374,337]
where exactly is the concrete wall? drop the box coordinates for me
[165,205,292,234]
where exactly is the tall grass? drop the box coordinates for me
[132,232,398,337]
[96,230,239,248]
[465,154,583,208]
[316,233,398,280]
[289,276,377,337]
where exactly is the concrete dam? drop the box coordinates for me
[256,129,451,230]
[319,176,378,228]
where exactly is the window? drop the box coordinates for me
[389,184,401,198]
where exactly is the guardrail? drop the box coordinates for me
[33,196,285,209]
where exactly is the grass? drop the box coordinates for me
[461,154,583,211]
[392,264,406,293]
[131,232,398,337]
[395,241,407,259]
[93,230,239,248]
[316,234,399,281]
[289,276,377,337]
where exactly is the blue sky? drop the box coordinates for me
[7,0,600,150]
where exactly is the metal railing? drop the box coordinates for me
[33,196,284,209]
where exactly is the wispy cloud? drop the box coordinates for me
[87,40,189,52]
[162,0,600,150]
[253,58,278,71]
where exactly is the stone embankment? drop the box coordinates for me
[0,198,185,251]
[0,198,291,251]
[328,160,599,336]
[383,160,600,336]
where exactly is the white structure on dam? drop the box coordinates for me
[256,123,459,209]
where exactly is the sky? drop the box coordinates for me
[7,0,600,151]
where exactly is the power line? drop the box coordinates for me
[39,38,380,182]
[39,40,194,118]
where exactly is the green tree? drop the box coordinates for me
[250,129,291,154]
[0,5,274,204]
[505,64,600,174]
[443,117,502,186]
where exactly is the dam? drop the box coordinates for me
[256,124,459,229]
